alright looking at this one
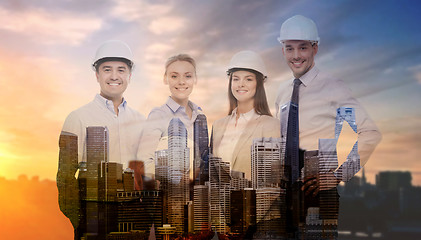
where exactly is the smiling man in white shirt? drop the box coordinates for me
[275,15,382,238]
[57,40,145,239]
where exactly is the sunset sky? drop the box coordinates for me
[1,0,421,187]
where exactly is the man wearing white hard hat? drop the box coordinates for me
[275,15,381,238]
[57,40,145,239]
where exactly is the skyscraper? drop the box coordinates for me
[79,126,109,238]
[231,171,250,191]
[57,131,79,233]
[116,190,163,234]
[167,118,190,233]
[98,162,122,236]
[193,184,210,232]
[335,107,361,182]
[376,171,412,191]
[193,113,209,185]
[318,138,339,238]
[98,162,123,202]
[86,126,109,200]
[230,188,256,236]
[279,104,290,183]
[255,187,284,237]
[123,168,135,192]
[155,149,169,224]
[209,156,231,234]
[251,137,282,189]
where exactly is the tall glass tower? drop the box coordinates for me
[193,113,209,186]
[167,118,190,233]
[209,156,231,234]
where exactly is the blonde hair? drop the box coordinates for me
[164,54,196,75]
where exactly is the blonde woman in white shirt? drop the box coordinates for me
[212,51,280,180]
[137,54,206,189]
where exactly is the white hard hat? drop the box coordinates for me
[92,40,134,71]
[227,50,267,78]
[277,15,320,45]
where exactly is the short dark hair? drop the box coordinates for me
[227,68,272,116]
[93,57,133,72]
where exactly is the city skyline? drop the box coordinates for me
[1,0,421,189]
[54,118,419,238]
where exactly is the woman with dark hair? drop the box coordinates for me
[212,50,280,180]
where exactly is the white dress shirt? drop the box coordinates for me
[217,108,258,166]
[137,96,203,178]
[275,66,381,179]
[61,94,145,168]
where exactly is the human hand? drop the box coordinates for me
[302,171,340,196]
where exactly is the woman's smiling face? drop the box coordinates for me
[164,60,196,103]
[231,70,257,104]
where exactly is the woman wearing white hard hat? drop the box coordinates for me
[211,50,280,180]
[137,53,207,189]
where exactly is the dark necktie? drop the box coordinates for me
[285,78,301,183]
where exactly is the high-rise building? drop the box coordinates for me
[340,142,360,182]
[123,169,135,192]
[301,207,324,239]
[86,126,109,200]
[376,171,412,191]
[251,137,282,189]
[249,137,285,237]
[209,156,231,234]
[78,126,109,238]
[167,118,190,233]
[98,162,123,202]
[98,162,122,236]
[57,131,79,227]
[335,107,361,182]
[317,139,339,238]
[335,107,357,138]
[155,149,169,224]
[77,161,88,239]
[76,126,165,239]
[230,188,256,236]
[255,187,284,237]
[279,104,290,183]
[184,201,194,234]
[193,114,209,185]
[278,104,288,189]
[318,139,338,191]
[231,171,250,190]
[193,184,210,232]
[116,190,163,234]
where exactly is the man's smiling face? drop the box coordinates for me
[96,61,131,101]
[282,40,318,79]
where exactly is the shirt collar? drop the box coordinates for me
[297,65,319,87]
[165,96,202,113]
[231,107,257,122]
[95,94,127,114]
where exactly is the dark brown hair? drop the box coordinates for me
[227,68,272,116]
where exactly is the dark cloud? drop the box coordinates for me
[161,0,290,55]
[327,45,421,98]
